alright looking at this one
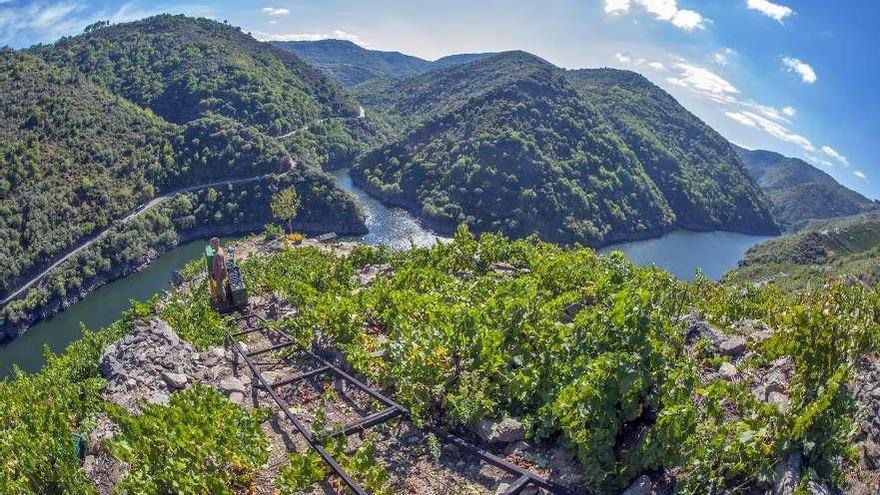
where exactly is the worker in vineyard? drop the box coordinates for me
[210,237,229,304]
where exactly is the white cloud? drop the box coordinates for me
[605,0,631,14]
[0,1,213,47]
[253,29,367,46]
[648,61,665,70]
[603,0,707,31]
[713,48,734,66]
[746,0,794,22]
[667,63,739,103]
[854,171,867,180]
[261,7,289,17]
[782,57,817,84]
[725,111,815,152]
[821,146,849,167]
[782,106,796,117]
[740,101,793,123]
[615,52,632,63]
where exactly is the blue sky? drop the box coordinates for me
[2,0,878,199]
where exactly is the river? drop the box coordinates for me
[0,169,773,377]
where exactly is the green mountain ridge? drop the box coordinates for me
[33,15,358,135]
[350,51,779,245]
[273,39,495,87]
[734,145,877,230]
[0,16,367,335]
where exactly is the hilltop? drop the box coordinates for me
[33,15,358,135]
[735,145,877,230]
[273,39,494,87]
[350,52,779,246]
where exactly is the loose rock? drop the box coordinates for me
[477,417,526,444]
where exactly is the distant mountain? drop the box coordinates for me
[351,51,779,246]
[726,211,880,292]
[272,39,494,87]
[734,145,876,230]
[33,15,358,135]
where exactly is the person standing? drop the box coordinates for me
[210,237,229,304]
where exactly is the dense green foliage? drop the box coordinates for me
[185,227,874,493]
[282,115,394,171]
[274,39,493,87]
[33,15,357,135]
[1,169,365,335]
[106,385,270,494]
[726,211,880,291]
[568,69,778,235]
[1,16,368,334]
[735,145,877,230]
[352,52,778,245]
[0,300,152,494]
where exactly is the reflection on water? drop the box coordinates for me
[332,168,444,250]
[600,229,775,281]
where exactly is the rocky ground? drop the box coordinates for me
[79,239,880,495]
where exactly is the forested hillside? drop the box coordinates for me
[735,145,877,230]
[0,18,368,336]
[274,39,493,87]
[568,69,778,235]
[33,15,358,135]
[351,52,779,245]
[726,211,880,291]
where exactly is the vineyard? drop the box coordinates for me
[1,227,879,494]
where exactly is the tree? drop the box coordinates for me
[271,187,300,233]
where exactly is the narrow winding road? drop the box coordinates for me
[1,106,366,307]
[0,164,294,306]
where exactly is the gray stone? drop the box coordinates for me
[219,377,247,394]
[719,362,738,380]
[147,392,170,405]
[228,391,246,405]
[622,474,652,495]
[863,440,880,470]
[774,451,802,495]
[357,264,393,286]
[768,391,790,412]
[504,440,530,456]
[477,417,526,444]
[161,372,188,390]
[806,481,830,495]
[719,335,747,356]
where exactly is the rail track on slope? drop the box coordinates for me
[225,309,582,495]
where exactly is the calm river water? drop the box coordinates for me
[0,169,773,377]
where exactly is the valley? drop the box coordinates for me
[2,11,880,495]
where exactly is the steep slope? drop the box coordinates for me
[352,52,779,246]
[354,52,675,244]
[274,39,494,87]
[33,15,358,135]
[734,145,876,230]
[725,211,880,291]
[0,45,365,337]
[567,69,779,235]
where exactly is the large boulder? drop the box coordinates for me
[477,417,526,444]
[773,451,802,495]
[622,474,652,495]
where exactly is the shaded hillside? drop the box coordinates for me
[725,211,880,291]
[274,39,493,87]
[0,39,366,335]
[352,52,779,246]
[33,15,358,135]
[567,69,778,235]
[735,145,876,230]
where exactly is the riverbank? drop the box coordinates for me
[347,166,776,250]
[0,217,365,344]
